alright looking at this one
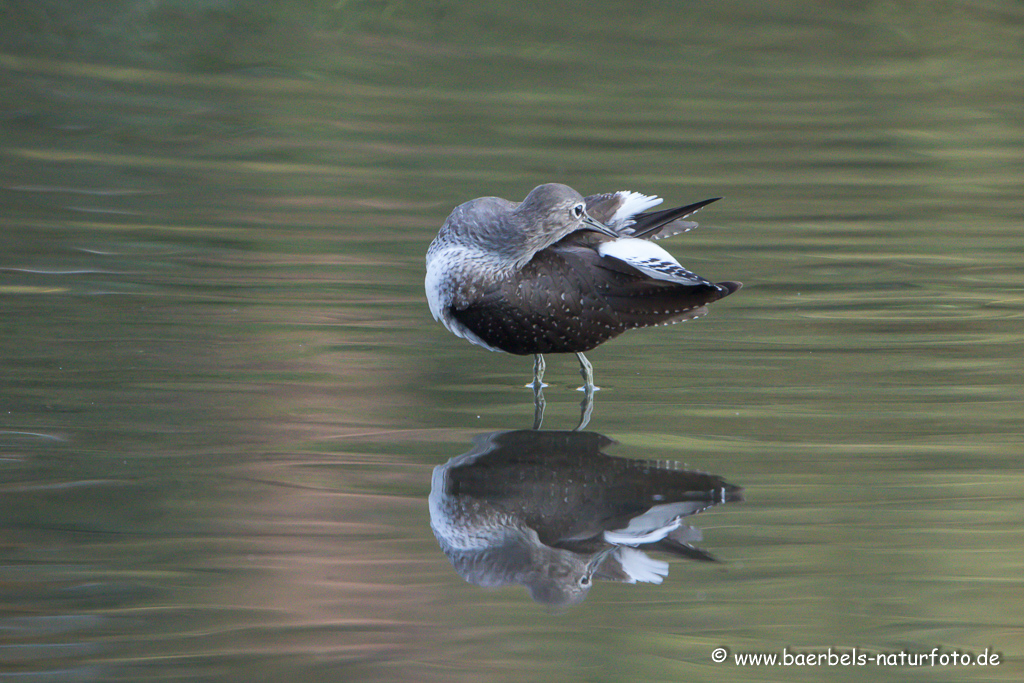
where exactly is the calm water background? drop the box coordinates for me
[2,1,1022,681]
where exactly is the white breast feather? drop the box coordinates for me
[425,246,503,352]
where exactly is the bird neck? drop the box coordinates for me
[461,212,544,272]
[501,211,577,270]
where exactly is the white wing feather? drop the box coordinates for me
[607,191,663,230]
[597,237,709,285]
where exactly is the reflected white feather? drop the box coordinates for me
[603,501,709,545]
[615,547,669,584]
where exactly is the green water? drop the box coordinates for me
[1,2,1022,681]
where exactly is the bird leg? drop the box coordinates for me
[575,352,597,392]
[531,354,547,429]
[528,353,547,390]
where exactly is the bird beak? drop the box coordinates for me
[581,213,618,238]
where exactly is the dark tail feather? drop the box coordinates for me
[717,281,743,296]
[603,279,741,329]
[629,197,721,239]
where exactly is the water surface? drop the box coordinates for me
[2,2,1022,681]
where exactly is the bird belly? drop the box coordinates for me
[450,288,625,356]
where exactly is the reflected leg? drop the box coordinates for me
[533,383,546,430]
[574,352,596,430]
[575,387,594,431]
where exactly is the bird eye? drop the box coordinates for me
[571,203,585,219]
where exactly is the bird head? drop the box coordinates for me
[508,183,617,268]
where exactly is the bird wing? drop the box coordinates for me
[596,237,713,286]
[627,197,721,239]
[552,243,733,329]
[585,193,720,240]
[447,248,622,355]
[584,191,664,231]
[448,241,738,355]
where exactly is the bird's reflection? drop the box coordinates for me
[532,382,594,431]
[429,429,742,607]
